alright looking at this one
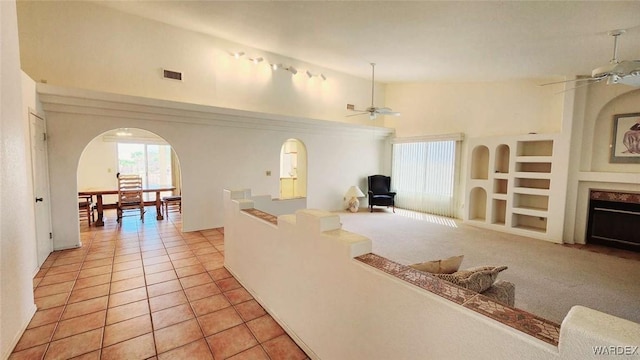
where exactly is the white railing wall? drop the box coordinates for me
[223,189,640,360]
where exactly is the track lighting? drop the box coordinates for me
[286,66,298,75]
[228,50,325,81]
[231,51,245,59]
[305,70,327,80]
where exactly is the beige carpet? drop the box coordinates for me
[338,208,640,325]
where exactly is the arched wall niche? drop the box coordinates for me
[495,144,510,174]
[471,145,490,180]
[589,88,640,172]
[279,138,307,199]
[468,187,487,221]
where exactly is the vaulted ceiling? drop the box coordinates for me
[97,1,640,83]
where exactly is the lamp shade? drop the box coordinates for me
[345,186,365,198]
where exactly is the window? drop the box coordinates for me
[118,143,172,200]
[392,140,458,217]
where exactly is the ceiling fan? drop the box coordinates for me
[347,63,400,120]
[542,29,640,89]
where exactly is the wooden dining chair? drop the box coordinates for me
[117,174,144,223]
[78,195,94,226]
[162,195,181,217]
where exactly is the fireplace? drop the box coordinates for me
[586,190,640,252]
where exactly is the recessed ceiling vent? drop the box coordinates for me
[163,69,183,81]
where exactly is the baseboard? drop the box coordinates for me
[1,303,37,360]
[224,264,319,360]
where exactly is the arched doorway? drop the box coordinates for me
[279,139,307,199]
[77,128,182,227]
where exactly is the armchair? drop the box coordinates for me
[367,175,396,213]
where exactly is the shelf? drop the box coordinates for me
[515,156,552,163]
[578,172,640,185]
[517,140,553,156]
[493,179,508,195]
[492,199,507,225]
[512,206,548,217]
[515,162,552,173]
[514,177,550,189]
[512,224,547,234]
[512,187,549,196]
[512,213,548,233]
[466,135,556,241]
[514,172,552,180]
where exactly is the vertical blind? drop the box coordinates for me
[392,140,458,217]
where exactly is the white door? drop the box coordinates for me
[30,112,53,266]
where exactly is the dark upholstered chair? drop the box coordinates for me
[367,175,396,213]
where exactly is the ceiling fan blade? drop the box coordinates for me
[539,78,600,86]
[346,112,369,117]
[554,78,605,94]
[375,108,401,116]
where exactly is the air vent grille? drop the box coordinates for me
[163,69,183,81]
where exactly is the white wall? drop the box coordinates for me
[385,80,564,138]
[39,85,392,250]
[1,1,38,357]
[16,0,388,128]
[77,136,119,204]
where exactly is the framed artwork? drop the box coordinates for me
[610,112,640,163]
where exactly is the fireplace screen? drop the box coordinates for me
[587,190,640,252]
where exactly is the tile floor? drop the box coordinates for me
[10,210,309,360]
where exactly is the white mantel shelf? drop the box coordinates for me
[577,172,640,185]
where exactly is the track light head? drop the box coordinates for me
[250,57,263,64]
[231,51,245,59]
[306,70,313,78]
[288,66,298,75]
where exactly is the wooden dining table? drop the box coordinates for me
[78,186,175,226]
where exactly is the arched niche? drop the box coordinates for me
[471,145,489,179]
[279,138,307,199]
[590,88,640,172]
[77,128,182,225]
[495,144,510,174]
[468,187,487,221]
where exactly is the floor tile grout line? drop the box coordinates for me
[16,212,295,359]
[41,225,98,359]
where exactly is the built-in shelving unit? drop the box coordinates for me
[464,134,561,242]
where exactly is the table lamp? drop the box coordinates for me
[345,186,365,213]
